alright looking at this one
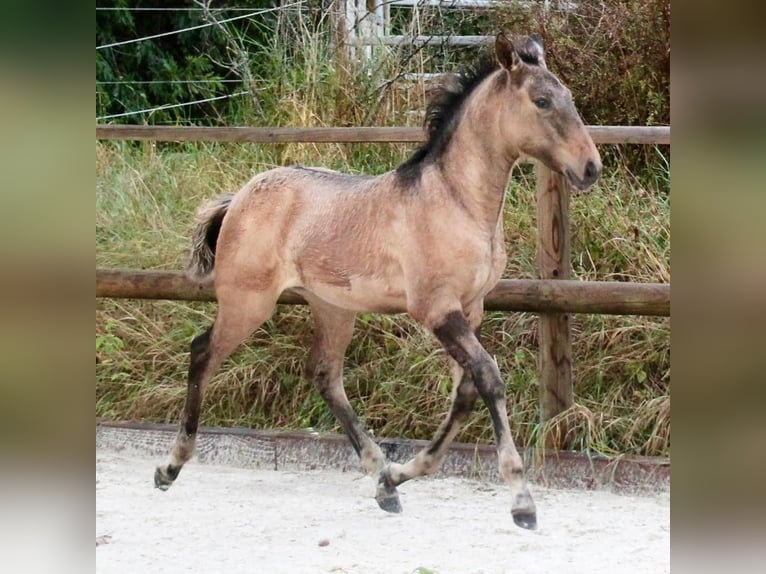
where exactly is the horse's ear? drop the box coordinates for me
[495,33,522,71]
[519,35,547,69]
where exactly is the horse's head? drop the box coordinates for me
[494,34,601,191]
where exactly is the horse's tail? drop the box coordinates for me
[187,194,234,281]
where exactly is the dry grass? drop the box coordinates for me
[96,140,669,457]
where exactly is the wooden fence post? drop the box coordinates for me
[536,165,574,438]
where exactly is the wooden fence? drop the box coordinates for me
[95,125,669,145]
[96,123,670,429]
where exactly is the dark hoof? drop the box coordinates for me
[376,493,403,513]
[375,468,403,513]
[154,465,180,491]
[512,511,537,530]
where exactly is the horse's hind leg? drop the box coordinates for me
[154,289,277,490]
[304,297,390,506]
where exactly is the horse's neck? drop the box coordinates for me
[439,98,517,231]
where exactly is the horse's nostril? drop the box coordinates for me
[584,160,599,181]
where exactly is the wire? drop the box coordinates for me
[96,91,250,121]
[96,7,267,11]
[97,79,248,85]
[96,2,304,51]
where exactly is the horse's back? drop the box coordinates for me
[212,165,405,305]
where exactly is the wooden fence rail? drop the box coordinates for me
[95,125,670,145]
[96,268,670,317]
[96,123,670,432]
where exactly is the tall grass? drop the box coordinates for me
[96,17,669,458]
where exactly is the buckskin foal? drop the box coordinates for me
[154,33,601,530]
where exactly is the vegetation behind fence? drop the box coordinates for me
[96,0,669,175]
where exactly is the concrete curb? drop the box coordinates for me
[97,420,669,494]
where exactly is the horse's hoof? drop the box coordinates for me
[375,468,403,513]
[154,465,180,490]
[512,511,537,530]
[375,493,403,513]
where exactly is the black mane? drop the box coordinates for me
[395,54,500,183]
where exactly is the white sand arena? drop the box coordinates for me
[96,450,669,574]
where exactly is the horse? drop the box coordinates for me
[154,33,601,530]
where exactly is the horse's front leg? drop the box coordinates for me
[383,303,537,529]
[376,357,478,506]
[375,303,483,511]
[434,309,536,529]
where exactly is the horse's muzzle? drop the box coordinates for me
[566,159,601,191]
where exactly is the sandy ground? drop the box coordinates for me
[96,450,669,574]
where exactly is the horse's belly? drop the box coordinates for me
[301,277,407,314]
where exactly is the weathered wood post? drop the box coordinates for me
[536,165,574,443]
[340,0,388,62]
[325,0,345,61]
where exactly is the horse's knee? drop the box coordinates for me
[472,353,505,402]
[454,377,479,407]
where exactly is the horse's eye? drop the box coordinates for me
[534,97,551,110]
